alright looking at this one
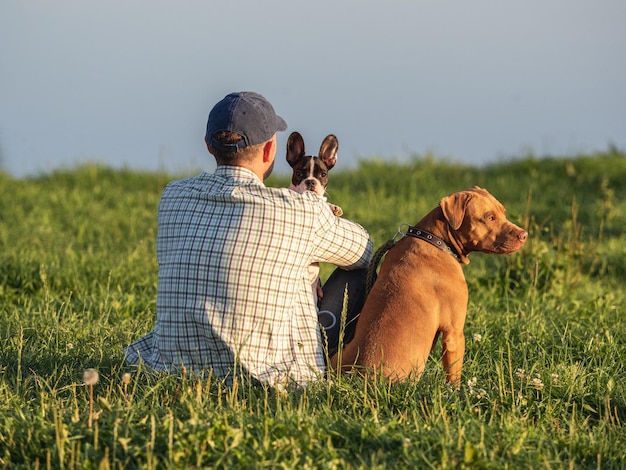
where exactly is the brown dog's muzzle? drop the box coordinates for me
[493,225,528,254]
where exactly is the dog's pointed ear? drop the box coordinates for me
[440,191,473,230]
[286,132,305,168]
[319,134,338,170]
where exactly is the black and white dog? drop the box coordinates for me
[286,131,342,216]
[286,131,343,303]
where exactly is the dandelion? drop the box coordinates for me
[83,368,99,385]
[122,373,131,403]
[473,333,482,342]
[83,368,99,428]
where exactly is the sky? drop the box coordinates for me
[1,0,625,178]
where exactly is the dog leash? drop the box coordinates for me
[364,224,461,297]
[364,224,407,297]
[364,237,397,298]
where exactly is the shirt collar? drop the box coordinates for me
[214,165,264,185]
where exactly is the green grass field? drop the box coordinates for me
[1,149,625,468]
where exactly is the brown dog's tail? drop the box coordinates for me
[365,238,397,298]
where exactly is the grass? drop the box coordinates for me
[0,149,625,468]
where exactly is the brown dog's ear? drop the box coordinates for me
[319,134,338,170]
[286,132,305,168]
[440,191,473,230]
[470,185,490,197]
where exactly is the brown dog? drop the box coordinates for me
[330,186,527,385]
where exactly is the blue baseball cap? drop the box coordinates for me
[206,91,288,152]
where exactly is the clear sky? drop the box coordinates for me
[1,0,624,177]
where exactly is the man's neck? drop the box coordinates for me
[217,163,264,182]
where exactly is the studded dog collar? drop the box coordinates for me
[405,226,461,263]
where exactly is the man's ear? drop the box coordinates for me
[205,139,214,154]
[262,139,274,162]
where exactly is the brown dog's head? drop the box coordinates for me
[440,186,527,262]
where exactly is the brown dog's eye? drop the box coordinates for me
[485,213,496,222]
[320,172,328,178]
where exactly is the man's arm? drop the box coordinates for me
[313,208,373,270]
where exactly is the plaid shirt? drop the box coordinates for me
[125,166,372,386]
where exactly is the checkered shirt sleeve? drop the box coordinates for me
[125,166,372,386]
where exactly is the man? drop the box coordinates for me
[125,91,372,387]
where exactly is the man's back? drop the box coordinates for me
[126,165,371,386]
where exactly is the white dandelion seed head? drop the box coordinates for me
[83,368,100,385]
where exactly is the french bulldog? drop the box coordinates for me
[286,131,343,303]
